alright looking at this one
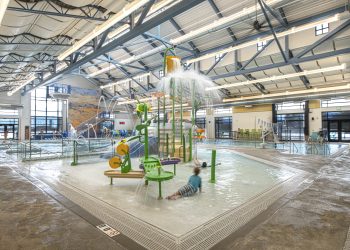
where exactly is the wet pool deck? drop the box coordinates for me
[1,145,350,249]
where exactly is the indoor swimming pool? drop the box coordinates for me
[201,139,348,156]
[14,146,307,249]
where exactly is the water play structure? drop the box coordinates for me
[104,48,220,199]
[105,101,175,199]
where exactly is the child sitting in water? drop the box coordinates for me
[166,167,202,200]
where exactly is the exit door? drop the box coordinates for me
[328,120,350,142]
[0,125,15,139]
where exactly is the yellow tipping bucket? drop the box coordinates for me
[165,56,181,74]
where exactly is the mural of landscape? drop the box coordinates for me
[68,87,101,128]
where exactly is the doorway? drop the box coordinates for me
[327,120,350,142]
[322,112,350,142]
[0,125,15,139]
[215,116,232,139]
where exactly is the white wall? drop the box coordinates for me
[59,74,100,90]
[0,91,21,105]
[232,111,272,131]
[18,93,31,140]
[114,113,138,130]
[309,108,322,133]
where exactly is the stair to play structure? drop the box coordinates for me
[157,125,191,158]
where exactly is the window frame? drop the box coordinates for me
[315,23,329,36]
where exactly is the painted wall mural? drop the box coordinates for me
[68,86,101,128]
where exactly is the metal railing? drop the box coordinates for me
[15,137,114,161]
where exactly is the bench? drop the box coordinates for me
[104,170,145,185]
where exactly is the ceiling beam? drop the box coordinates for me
[23,0,206,94]
[169,18,200,54]
[211,47,350,80]
[183,6,347,62]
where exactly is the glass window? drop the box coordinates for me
[321,98,350,108]
[215,116,232,139]
[31,86,63,136]
[215,53,223,62]
[0,118,19,139]
[276,101,305,111]
[315,23,329,36]
[214,107,232,114]
[276,113,305,141]
[159,70,164,78]
[196,109,206,116]
[0,109,18,116]
[257,40,267,51]
[195,118,206,129]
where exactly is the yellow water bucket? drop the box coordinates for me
[116,143,129,156]
[166,56,181,74]
[109,156,122,169]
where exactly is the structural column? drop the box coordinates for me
[19,93,31,140]
[206,109,215,139]
[304,101,310,140]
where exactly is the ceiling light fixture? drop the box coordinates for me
[223,84,350,103]
[170,0,283,45]
[100,72,151,89]
[57,0,151,61]
[118,94,170,105]
[186,13,343,64]
[205,64,346,91]
[89,65,115,77]
[0,0,9,25]
[108,0,179,39]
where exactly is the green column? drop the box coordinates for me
[144,107,149,160]
[210,149,216,183]
[191,80,195,126]
[71,140,78,166]
[166,133,169,157]
[182,134,186,162]
[157,97,160,156]
[171,78,175,156]
[189,128,192,161]
[180,81,183,144]
[158,167,162,199]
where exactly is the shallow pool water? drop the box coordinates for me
[20,146,297,237]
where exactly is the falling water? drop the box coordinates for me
[157,69,221,103]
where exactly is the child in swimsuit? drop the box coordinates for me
[166,167,202,200]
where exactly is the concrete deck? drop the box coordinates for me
[0,146,349,249]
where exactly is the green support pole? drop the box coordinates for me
[189,128,193,161]
[182,134,186,162]
[162,95,166,158]
[163,95,166,127]
[167,134,169,157]
[71,140,78,166]
[210,149,216,183]
[191,80,195,126]
[158,167,162,199]
[144,106,149,160]
[171,78,175,157]
[180,81,183,144]
[157,97,160,156]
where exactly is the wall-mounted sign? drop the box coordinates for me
[119,121,125,125]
